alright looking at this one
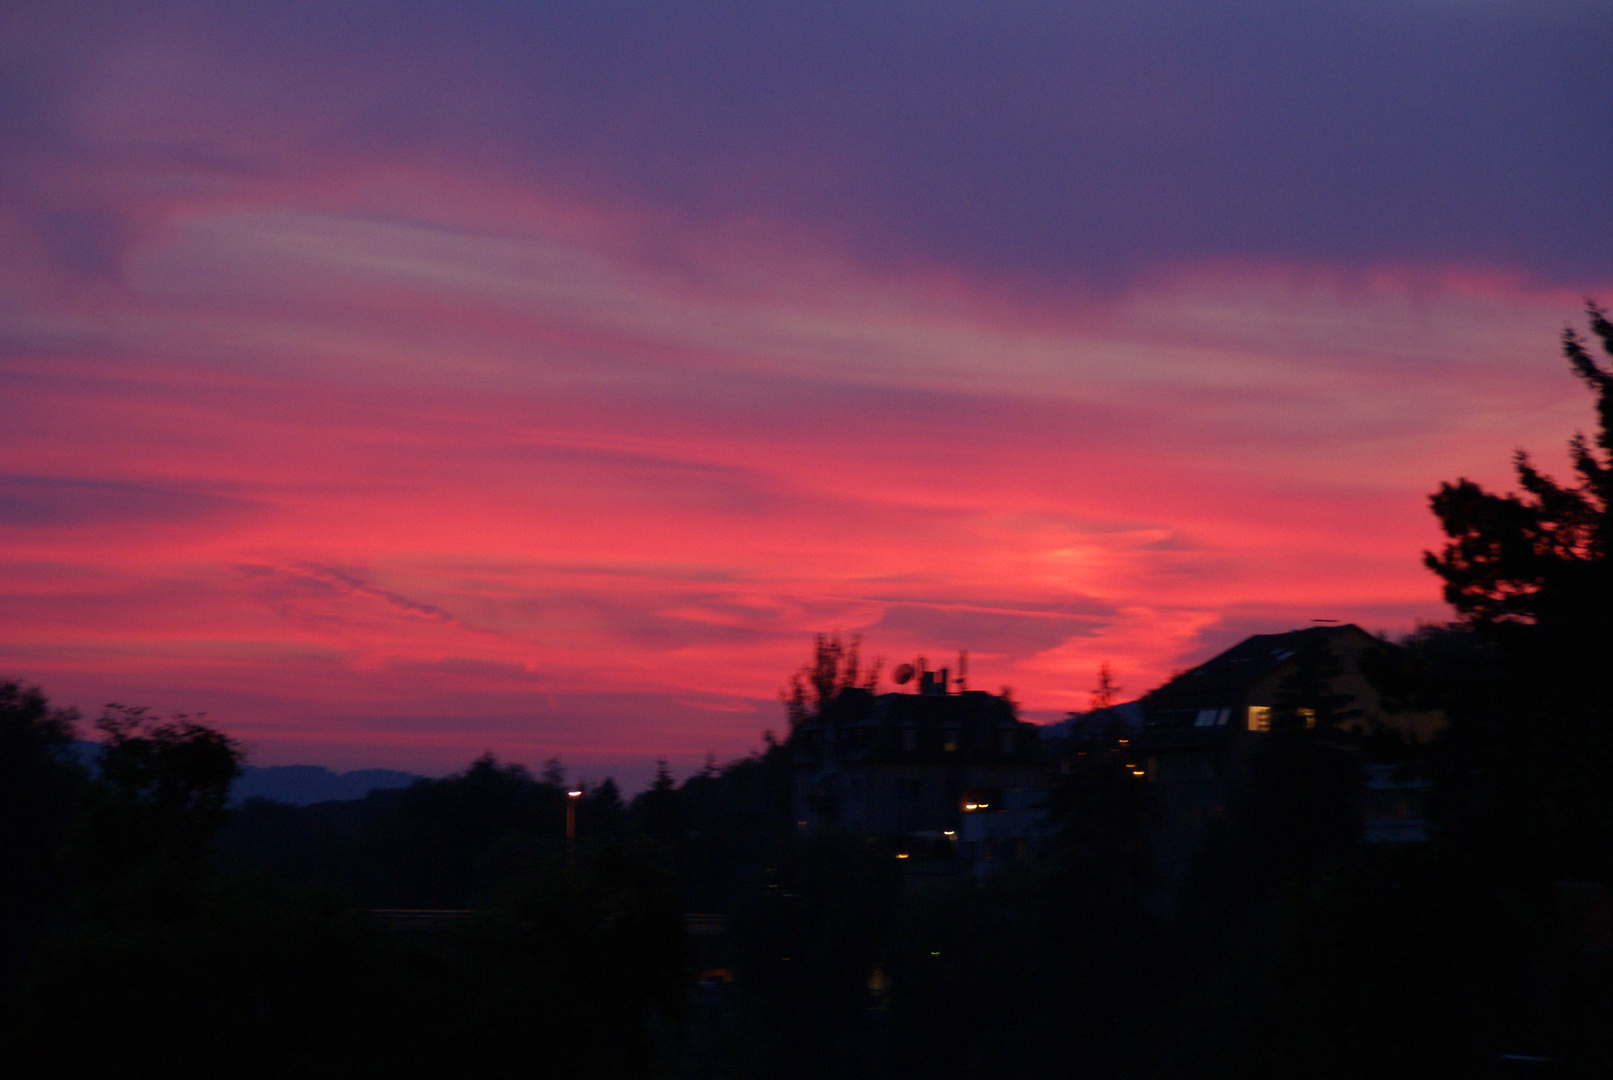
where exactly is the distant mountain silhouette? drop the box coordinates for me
[230,764,423,805]
[1037,700,1143,741]
[72,740,422,805]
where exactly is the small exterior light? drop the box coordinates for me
[567,789,582,798]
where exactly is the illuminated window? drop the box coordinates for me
[1299,707,1316,729]
[1248,706,1270,732]
[943,727,960,752]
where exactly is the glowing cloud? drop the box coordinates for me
[2,1,1608,784]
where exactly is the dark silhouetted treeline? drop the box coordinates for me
[4,647,1610,1078]
[0,697,688,1079]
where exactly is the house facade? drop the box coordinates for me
[789,670,1046,843]
[1135,624,1443,887]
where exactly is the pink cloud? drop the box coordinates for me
[2,158,1607,780]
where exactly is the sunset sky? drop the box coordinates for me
[3,2,1610,788]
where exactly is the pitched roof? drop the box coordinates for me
[1140,624,1375,722]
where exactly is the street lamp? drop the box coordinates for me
[566,789,582,841]
[566,788,582,879]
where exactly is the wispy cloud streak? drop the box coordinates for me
[0,1,1607,778]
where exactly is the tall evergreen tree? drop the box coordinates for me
[1426,304,1613,660]
[1424,302,1613,882]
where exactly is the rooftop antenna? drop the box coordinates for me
[1311,618,1339,624]
[956,650,969,691]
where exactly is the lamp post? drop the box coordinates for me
[566,788,582,878]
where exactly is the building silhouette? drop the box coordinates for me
[789,668,1044,859]
[1133,623,1442,887]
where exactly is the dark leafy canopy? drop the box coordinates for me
[95,705,241,819]
[781,631,881,727]
[0,683,85,972]
[0,682,82,862]
[85,704,243,880]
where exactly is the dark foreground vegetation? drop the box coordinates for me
[4,309,1613,1078]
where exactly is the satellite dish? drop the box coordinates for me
[893,663,915,685]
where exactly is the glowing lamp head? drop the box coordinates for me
[568,789,583,798]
